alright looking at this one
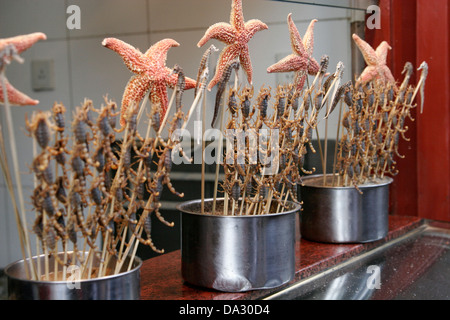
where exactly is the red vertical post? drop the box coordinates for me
[387,0,418,218]
[366,0,419,217]
[416,0,450,221]
[365,0,450,221]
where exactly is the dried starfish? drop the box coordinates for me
[267,14,320,91]
[102,37,196,126]
[197,0,268,90]
[352,34,395,87]
[0,32,47,106]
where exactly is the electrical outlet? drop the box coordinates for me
[274,53,295,85]
[32,59,54,91]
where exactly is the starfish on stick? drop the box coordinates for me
[267,14,320,91]
[102,37,196,126]
[197,0,268,90]
[0,32,47,106]
[352,33,395,87]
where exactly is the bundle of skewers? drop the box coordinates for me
[26,95,184,280]
[331,64,426,190]
[195,3,337,216]
[325,35,428,192]
[1,0,429,282]
[207,57,335,216]
[0,31,211,281]
[206,42,428,213]
[23,51,216,280]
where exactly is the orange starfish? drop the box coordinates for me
[102,37,196,126]
[0,32,47,106]
[267,14,319,91]
[352,34,395,86]
[197,0,268,90]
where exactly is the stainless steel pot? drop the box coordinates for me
[300,174,392,243]
[4,252,142,300]
[178,198,300,292]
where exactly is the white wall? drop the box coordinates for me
[0,0,354,267]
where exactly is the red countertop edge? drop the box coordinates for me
[139,215,424,300]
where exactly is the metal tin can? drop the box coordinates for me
[300,174,392,243]
[178,198,300,292]
[5,252,142,300]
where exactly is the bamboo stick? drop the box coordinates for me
[201,87,206,214]
[323,100,329,185]
[212,98,226,215]
[332,100,344,186]
[0,121,31,276]
[0,70,36,280]
[120,72,209,271]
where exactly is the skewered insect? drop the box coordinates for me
[25,111,52,149]
[240,86,254,119]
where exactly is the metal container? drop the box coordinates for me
[300,174,393,243]
[178,198,300,292]
[4,252,142,300]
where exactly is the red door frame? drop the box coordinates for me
[365,0,450,221]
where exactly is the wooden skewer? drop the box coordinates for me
[323,106,329,185]
[127,226,143,272]
[212,97,226,215]
[0,70,37,280]
[120,73,207,264]
[201,85,206,214]
[180,71,208,131]
[332,100,343,186]
[123,71,210,270]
